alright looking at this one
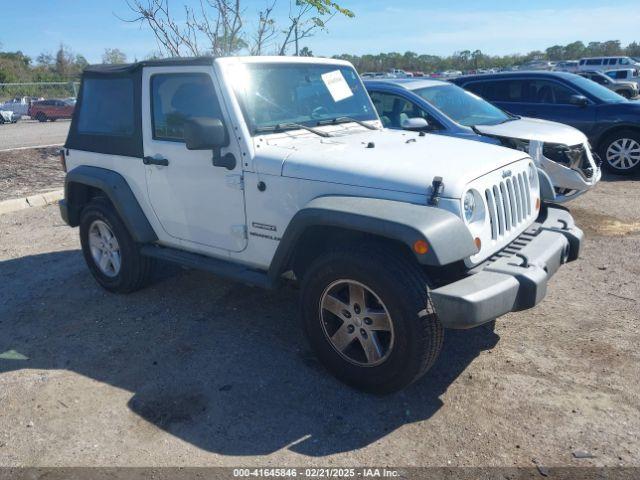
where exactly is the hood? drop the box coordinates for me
[254,127,529,198]
[475,117,587,146]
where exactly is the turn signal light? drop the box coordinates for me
[535,197,541,210]
[413,240,429,255]
[474,237,482,250]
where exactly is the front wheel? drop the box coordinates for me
[599,130,640,174]
[300,245,443,393]
[79,198,155,293]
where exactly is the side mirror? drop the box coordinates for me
[402,117,429,130]
[184,117,235,170]
[569,95,589,107]
[184,117,229,151]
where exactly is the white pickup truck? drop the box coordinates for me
[59,56,583,392]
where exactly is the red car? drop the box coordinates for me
[28,99,75,122]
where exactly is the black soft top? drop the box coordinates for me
[66,57,215,157]
[82,56,215,75]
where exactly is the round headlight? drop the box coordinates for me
[463,191,476,222]
[528,162,536,183]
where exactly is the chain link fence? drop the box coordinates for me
[0,82,79,101]
[0,82,80,120]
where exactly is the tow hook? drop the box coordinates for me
[511,253,530,268]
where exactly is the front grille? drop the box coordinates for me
[543,143,595,179]
[484,172,532,240]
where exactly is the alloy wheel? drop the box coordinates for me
[319,279,394,367]
[606,138,640,170]
[88,220,121,277]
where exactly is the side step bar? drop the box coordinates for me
[140,245,275,289]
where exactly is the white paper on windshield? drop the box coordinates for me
[321,70,353,102]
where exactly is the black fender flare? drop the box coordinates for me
[62,165,157,243]
[268,195,477,280]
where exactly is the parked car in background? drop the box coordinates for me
[0,96,37,117]
[605,68,640,87]
[520,60,555,71]
[554,61,579,73]
[578,56,639,72]
[452,71,640,174]
[28,99,75,122]
[578,71,639,99]
[0,109,18,124]
[365,78,600,202]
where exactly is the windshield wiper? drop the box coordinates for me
[254,122,332,138]
[317,116,378,130]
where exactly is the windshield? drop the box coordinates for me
[414,84,511,126]
[227,62,377,134]
[570,74,627,103]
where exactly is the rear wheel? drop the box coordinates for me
[300,245,443,393]
[599,130,640,174]
[36,112,47,122]
[79,198,155,293]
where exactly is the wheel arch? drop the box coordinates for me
[267,195,477,282]
[63,165,157,243]
[596,124,640,151]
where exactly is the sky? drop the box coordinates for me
[1,0,639,63]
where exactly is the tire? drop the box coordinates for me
[598,129,640,175]
[36,112,47,122]
[79,198,155,293]
[300,244,444,393]
[619,90,632,99]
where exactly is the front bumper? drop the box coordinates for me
[431,206,583,329]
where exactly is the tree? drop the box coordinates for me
[102,48,128,64]
[545,45,565,61]
[122,0,353,57]
[564,41,585,60]
[278,1,354,56]
[471,49,483,69]
[626,42,640,57]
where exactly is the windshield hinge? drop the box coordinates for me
[226,174,244,191]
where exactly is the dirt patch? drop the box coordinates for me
[0,147,64,201]
[572,207,640,237]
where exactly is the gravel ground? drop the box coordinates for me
[0,147,64,201]
[0,174,638,468]
[0,120,69,151]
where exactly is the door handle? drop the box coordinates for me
[143,155,169,166]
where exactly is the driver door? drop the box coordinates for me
[142,67,247,252]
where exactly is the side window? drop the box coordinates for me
[77,78,135,135]
[369,92,438,129]
[586,59,602,66]
[620,58,630,65]
[528,80,576,104]
[464,82,485,97]
[151,73,222,142]
[478,80,526,103]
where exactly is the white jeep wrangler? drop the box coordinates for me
[60,56,583,393]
